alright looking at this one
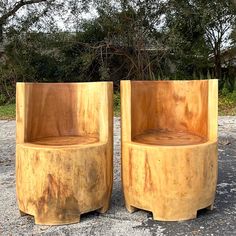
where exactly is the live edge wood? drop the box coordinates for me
[16,82,113,225]
[121,80,218,221]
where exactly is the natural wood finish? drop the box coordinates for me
[133,129,207,146]
[29,135,99,146]
[121,80,218,221]
[130,80,209,139]
[208,80,218,141]
[16,82,113,225]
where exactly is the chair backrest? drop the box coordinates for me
[16,82,113,144]
[121,80,218,143]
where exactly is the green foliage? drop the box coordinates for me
[79,20,107,43]
[0,63,17,105]
[165,0,236,81]
[0,93,6,105]
[2,32,104,83]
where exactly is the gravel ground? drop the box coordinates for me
[0,117,236,236]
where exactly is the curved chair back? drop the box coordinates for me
[16,82,113,144]
[121,80,218,143]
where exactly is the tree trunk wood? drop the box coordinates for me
[16,82,113,225]
[121,80,218,221]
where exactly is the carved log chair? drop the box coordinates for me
[121,80,218,221]
[16,82,113,225]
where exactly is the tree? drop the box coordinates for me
[165,0,210,78]
[0,1,50,45]
[86,0,167,80]
[230,1,236,46]
[200,0,236,81]
[0,0,91,49]
[166,0,236,81]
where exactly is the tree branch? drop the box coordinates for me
[0,0,47,23]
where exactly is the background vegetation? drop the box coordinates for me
[0,0,236,118]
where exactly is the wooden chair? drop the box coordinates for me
[16,82,113,225]
[121,80,218,221]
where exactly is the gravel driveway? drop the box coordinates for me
[0,117,236,236]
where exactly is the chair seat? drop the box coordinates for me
[132,129,207,146]
[28,135,99,146]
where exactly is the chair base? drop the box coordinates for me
[19,203,110,225]
[122,141,218,221]
[16,143,112,225]
[125,203,214,221]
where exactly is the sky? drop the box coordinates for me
[4,1,98,32]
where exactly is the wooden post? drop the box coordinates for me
[16,82,113,225]
[121,80,218,221]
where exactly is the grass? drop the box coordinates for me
[0,91,235,119]
[219,90,236,116]
[114,92,121,117]
[0,103,15,120]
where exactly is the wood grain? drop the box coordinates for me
[18,83,100,142]
[133,129,207,146]
[29,135,99,146]
[16,82,113,225]
[121,80,218,221]
[131,80,209,140]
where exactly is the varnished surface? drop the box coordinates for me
[121,80,218,221]
[29,135,99,146]
[16,82,113,225]
[133,129,207,146]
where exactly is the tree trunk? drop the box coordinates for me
[214,55,221,79]
[0,23,4,56]
[214,46,222,81]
